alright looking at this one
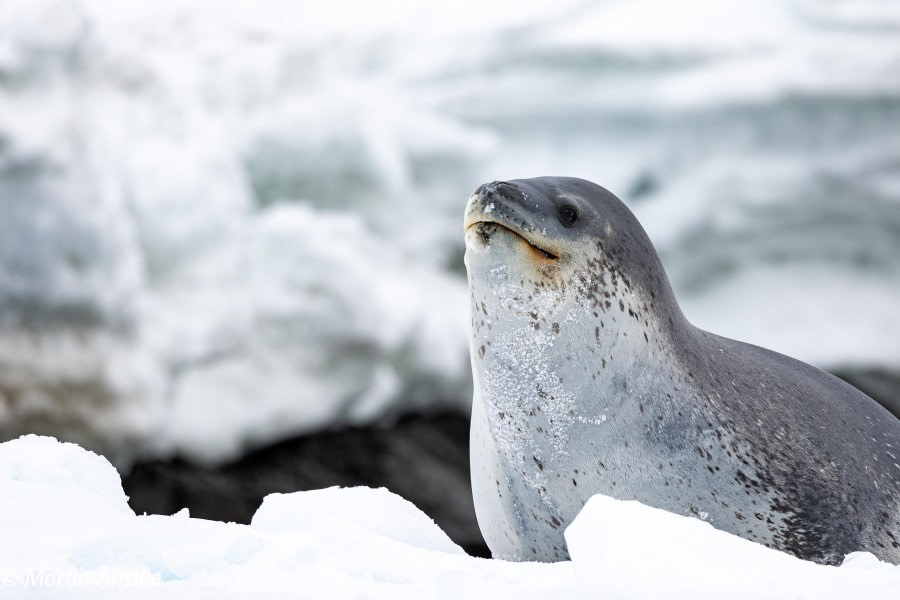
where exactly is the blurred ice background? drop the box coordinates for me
[1,0,899,475]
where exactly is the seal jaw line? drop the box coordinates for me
[466,220,559,260]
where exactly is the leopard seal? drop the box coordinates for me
[463,177,900,565]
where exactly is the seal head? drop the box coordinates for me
[465,177,900,564]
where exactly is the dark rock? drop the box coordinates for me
[123,411,490,557]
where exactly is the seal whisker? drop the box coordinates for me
[466,220,559,260]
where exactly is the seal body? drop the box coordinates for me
[464,177,900,565]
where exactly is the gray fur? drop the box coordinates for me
[464,177,900,564]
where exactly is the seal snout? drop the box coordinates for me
[464,179,562,261]
[464,180,528,233]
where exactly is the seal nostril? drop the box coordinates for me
[475,181,518,201]
[473,183,492,197]
[494,182,521,201]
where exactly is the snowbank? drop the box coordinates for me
[1,436,897,599]
[0,0,479,465]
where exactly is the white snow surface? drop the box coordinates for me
[1,435,898,599]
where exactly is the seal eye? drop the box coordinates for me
[558,205,579,227]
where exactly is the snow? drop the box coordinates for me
[0,0,479,466]
[166,204,471,464]
[567,495,900,599]
[251,486,462,555]
[2,435,897,599]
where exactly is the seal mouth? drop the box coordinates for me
[465,219,559,260]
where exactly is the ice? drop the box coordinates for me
[680,265,900,369]
[1,436,897,599]
[164,204,470,463]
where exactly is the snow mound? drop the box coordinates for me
[0,435,133,519]
[566,495,900,599]
[252,486,463,555]
[2,436,898,598]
